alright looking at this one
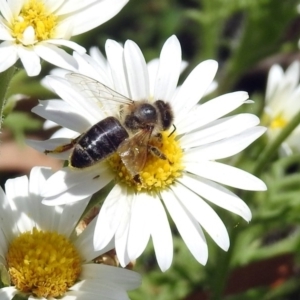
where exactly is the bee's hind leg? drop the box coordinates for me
[44,135,82,155]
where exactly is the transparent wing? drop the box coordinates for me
[117,129,152,178]
[65,73,134,116]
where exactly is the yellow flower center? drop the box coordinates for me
[108,131,184,192]
[270,114,287,129]
[6,228,81,298]
[11,0,57,44]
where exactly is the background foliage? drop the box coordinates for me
[1,0,300,299]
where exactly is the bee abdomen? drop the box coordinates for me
[70,116,129,168]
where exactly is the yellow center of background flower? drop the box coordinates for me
[108,131,184,192]
[270,114,287,129]
[11,0,57,43]
[6,228,81,298]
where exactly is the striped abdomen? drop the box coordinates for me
[70,116,129,168]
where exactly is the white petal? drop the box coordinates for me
[161,188,209,264]
[0,0,13,22]
[50,127,78,139]
[284,61,300,91]
[34,43,78,70]
[90,46,108,70]
[178,174,252,222]
[124,40,149,100]
[0,287,18,300]
[69,281,130,299]
[115,209,130,268]
[127,193,151,261]
[22,26,35,45]
[184,126,266,161]
[0,186,15,242]
[79,264,141,290]
[185,161,267,191]
[47,39,86,54]
[105,39,129,97]
[75,218,115,262]
[42,172,112,205]
[51,0,97,14]
[59,0,129,36]
[153,35,181,101]
[0,23,14,40]
[54,18,73,39]
[147,58,159,97]
[204,80,218,96]
[42,166,112,198]
[0,227,8,258]
[73,52,111,86]
[57,200,90,237]
[28,167,54,230]
[176,91,249,134]
[180,113,260,149]
[0,41,18,72]
[149,195,173,272]
[32,99,90,133]
[265,64,283,102]
[25,169,65,236]
[172,183,230,251]
[5,175,35,233]
[172,60,218,122]
[17,46,41,76]
[114,192,134,268]
[8,0,23,17]
[94,185,129,251]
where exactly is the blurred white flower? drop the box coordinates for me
[263,61,300,155]
[0,0,128,76]
[30,35,266,271]
[0,167,141,299]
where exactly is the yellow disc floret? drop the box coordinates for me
[108,131,184,192]
[270,114,287,129]
[11,0,57,44]
[6,228,81,298]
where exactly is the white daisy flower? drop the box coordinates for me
[29,35,267,271]
[0,0,128,76]
[263,61,300,155]
[0,167,141,299]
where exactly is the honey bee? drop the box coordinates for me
[45,73,174,183]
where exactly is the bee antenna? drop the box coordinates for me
[168,124,176,137]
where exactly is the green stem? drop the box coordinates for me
[210,226,239,300]
[0,66,17,128]
[253,110,300,176]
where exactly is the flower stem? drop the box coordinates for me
[0,66,17,129]
[253,110,300,176]
[210,225,239,299]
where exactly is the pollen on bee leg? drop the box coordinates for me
[107,131,184,192]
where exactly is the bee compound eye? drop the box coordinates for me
[138,103,157,122]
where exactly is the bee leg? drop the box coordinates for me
[148,146,167,160]
[44,135,81,155]
[148,146,174,165]
[151,133,163,148]
[154,133,163,142]
[133,174,142,184]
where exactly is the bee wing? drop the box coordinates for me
[117,129,152,178]
[65,73,134,116]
